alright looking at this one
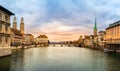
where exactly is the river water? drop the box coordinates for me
[0,47,120,71]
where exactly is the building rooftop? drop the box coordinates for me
[25,34,34,37]
[11,28,22,36]
[106,21,120,30]
[0,5,14,15]
[84,35,90,39]
[37,35,48,38]
[98,31,105,33]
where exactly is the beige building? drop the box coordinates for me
[36,34,49,46]
[77,35,84,46]
[89,35,94,47]
[0,6,14,47]
[0,5,14,57]
[105,21,120,44]
[98,31,106,47]
[78,36,83,44]
[24,34,34,44]
[11,28,23,46]
[11,16,24,46]
[105,21,120,52]
[84,35,91,47]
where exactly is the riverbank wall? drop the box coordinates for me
[0,47,11,57]
[0,45,35,57]
[83,45,104,51]
[11,45,35,50]
[83,45,120,53]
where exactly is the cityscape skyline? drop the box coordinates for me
[1,0,120,41]
[0,2,120,71]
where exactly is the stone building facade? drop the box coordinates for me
[24,34,34,44]
[0,5,14,57]
[105,21,120,52]
[98,31,106,47]
[11,16,24,46]
[36,34,49,46]
[105,21,120,44]
[84,35,91,47]
[0,6,14,47]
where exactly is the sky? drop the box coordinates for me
[1,0,120,41]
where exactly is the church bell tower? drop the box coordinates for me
[13,16,17,29]
[20,17,24,34]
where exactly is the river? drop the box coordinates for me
[0,47,120,71]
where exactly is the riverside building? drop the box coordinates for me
[105,21,120,52]
[0,5,14,57]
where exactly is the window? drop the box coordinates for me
[5,36,8,43]
[0,23,2,32]
[0,35,2,44]
[0,13,2,20]
[5,15,8,22]
[117,27,119,34]
[5,26,8,33]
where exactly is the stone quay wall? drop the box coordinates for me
[0,47,11,57]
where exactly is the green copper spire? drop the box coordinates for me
[94,18,97,36]
[94,18,97,30]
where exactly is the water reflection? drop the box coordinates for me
[0,56,11,71]
[0,47,120,71]
[10,49,25,71]
[104,53,120,71]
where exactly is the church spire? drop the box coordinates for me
[94,18,97,36]
[13,16,17,29]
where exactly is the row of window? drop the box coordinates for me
[0,36,9,44]
[0,12,9,23]
[106,26,120,39]
[0,23,10,33]
[13,39,22,44]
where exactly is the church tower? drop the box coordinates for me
[13,16,17,29]
[20,17,24,34]
[94,18,97,36]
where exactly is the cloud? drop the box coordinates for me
[28,20,92,41]
[1,0,120,41]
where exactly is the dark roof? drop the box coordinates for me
[106,21,120,30]
[98,31,105,33]
[37,35,48,38]
[84,36,90,39]
[11,28,22,36]
[0,5,14,15]
[25,34,34,37]
[90,35,94,37]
